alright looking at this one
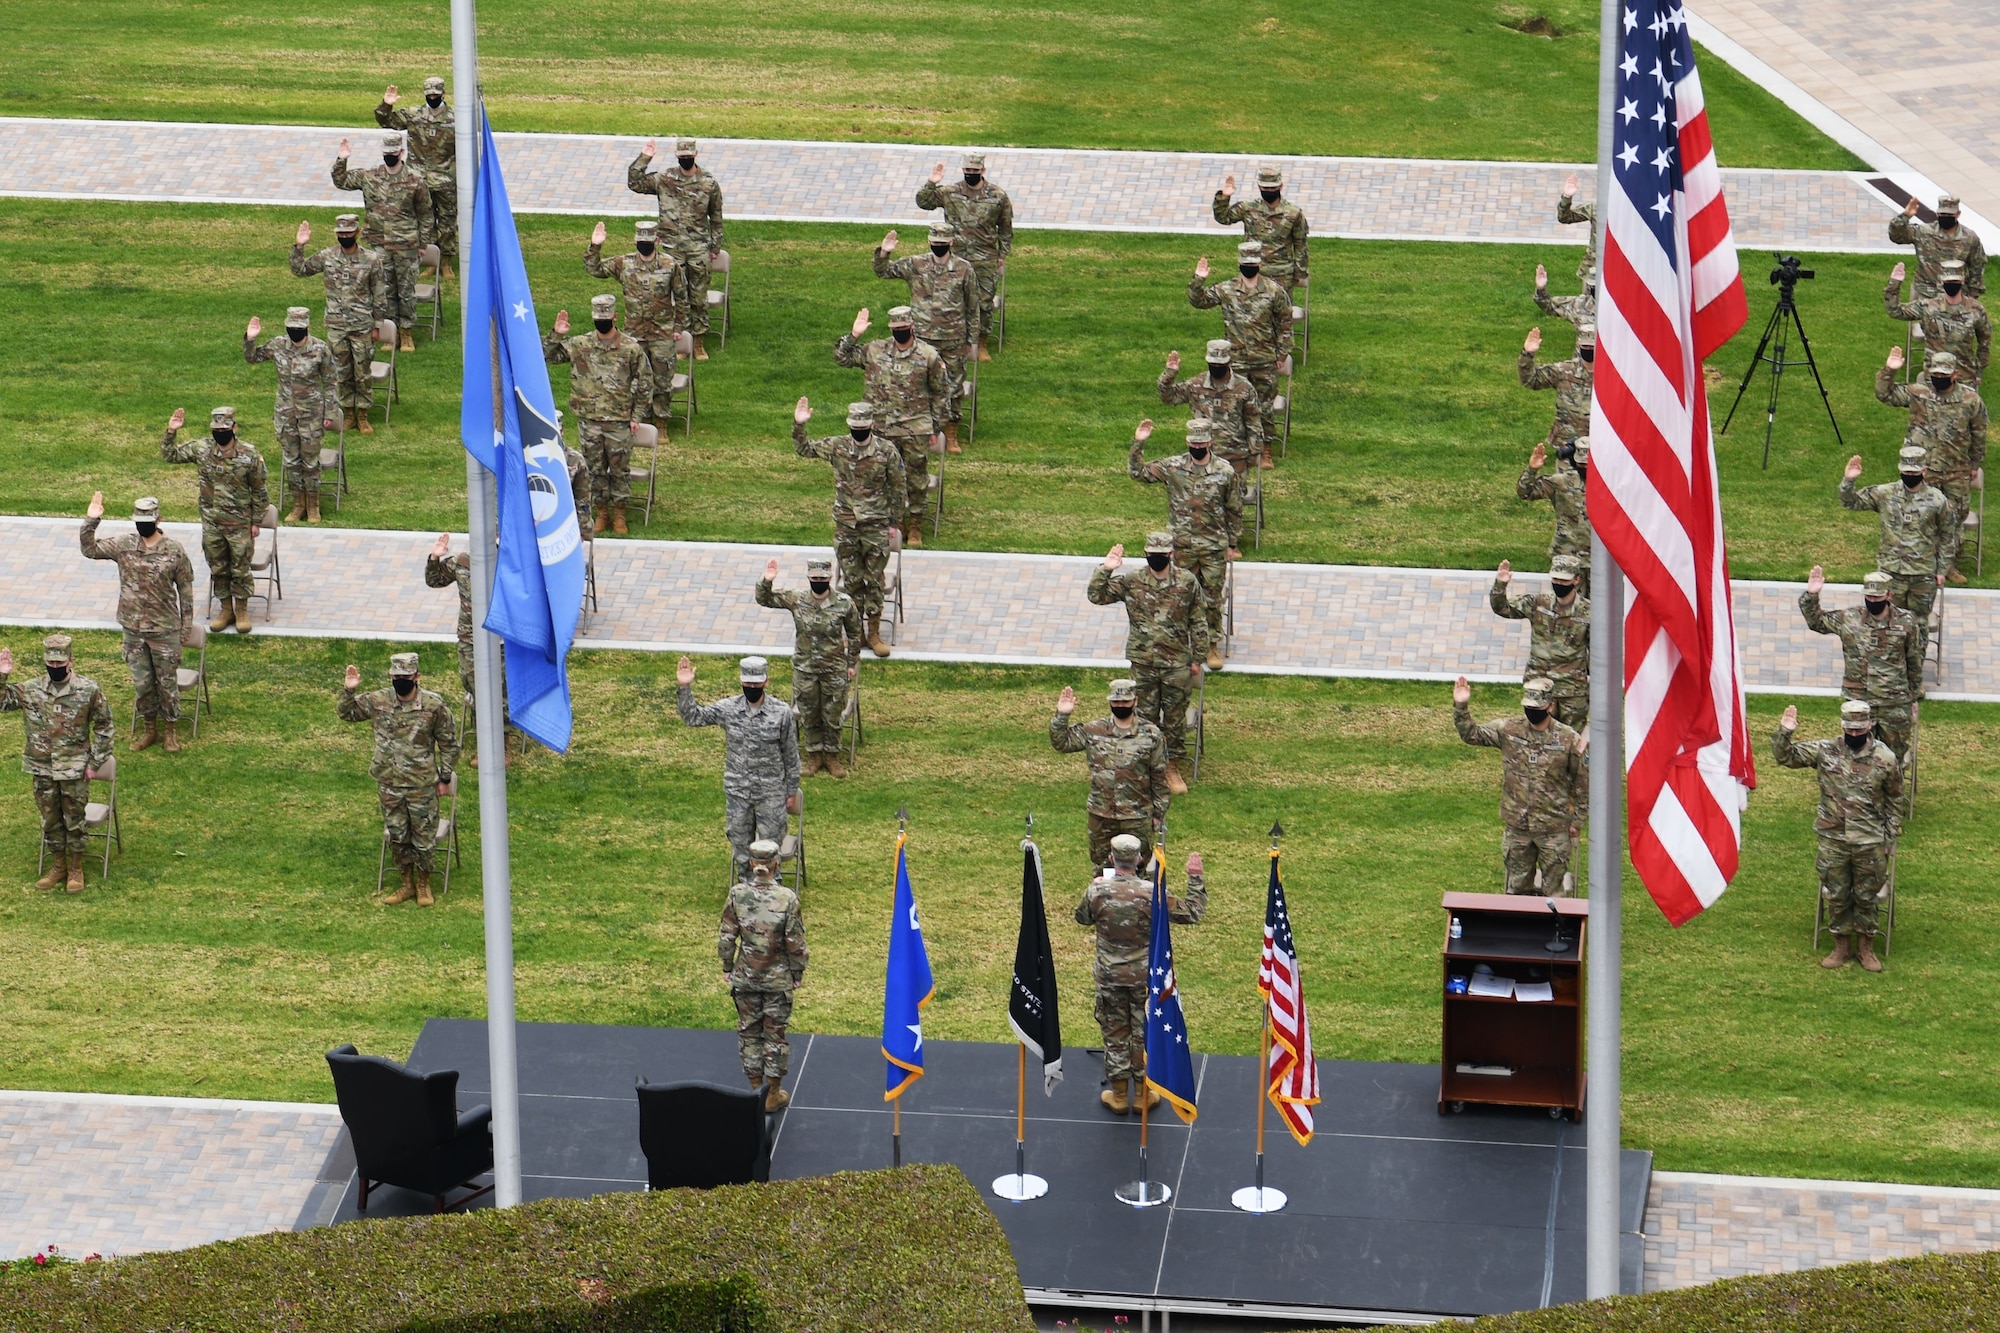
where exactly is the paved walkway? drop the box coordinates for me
[4,516,1996,701]
[0,116,1901,252]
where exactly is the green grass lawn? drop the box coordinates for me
[3,0,1859,169]
[0,200,1942,585]
[2,633,1998,1185]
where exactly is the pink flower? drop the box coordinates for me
[32,1253,48,1266]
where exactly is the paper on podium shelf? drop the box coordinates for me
[1468,973,1515,999]
[1515,981,1554,1003]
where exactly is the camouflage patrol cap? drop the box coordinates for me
[1938,196,1962,217]
[335,213,360,232]
[1205,339,1232,363]
[42,634,73,665]
[1940,260,1968,285]
[928,221,956,243]
[1186,417,1214,444]
[806,557,834,575]
[389,652,420,677]
[1237,240,1264,262]
[285,306,312,329]
[1550,553,1583,581]
[1899,444,1929,471]
[748,839,781,861]
[1522,677,1556,708]
[1927,350,1961,374]
[1257,166,1283,187]
[635,219,658,238]
[382,132,406,152]
[1576,324,1597,347]
[846,401,875,428]
[1108,678,1138,702]
[962,153,986,170]
[1840,699,1874,728]
[1571,436,1591,463]
[675,137,698,153]
[887,305,916,328]
[423,76,446,94]
[739,656,769,683]
[1862,571,1894,598]
[1109,834,1143,862]
[1144,530,1174,554]
[132,496,160,520]
[210,406,236,428]
[590,294,617,319]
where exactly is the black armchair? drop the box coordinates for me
[636,1079,772,1190]
[326,1044,495,1213]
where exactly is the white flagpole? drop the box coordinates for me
[451,0,523,1210]
[1586,0,1625,1295]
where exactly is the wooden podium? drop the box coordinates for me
[1438,892,1587,1119]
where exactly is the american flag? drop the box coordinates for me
[1258,849,1319,1144]
[1589,0,1757,926]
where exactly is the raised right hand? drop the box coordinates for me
[676,655,695,686]
[1104,543,1125,571]
[1905,198,1921,217]
[851,307,871,338]
[1165,350,1181,372]
[880,229,898,253]
[764,557,779,581]
[86,492,104,520]
[1056,685,1076,716]
[1887,345,1906,370]
[246,316,261,339]
[168,408,186,432]
[1807,564,1825,593]
[1453,675,1471,705]
[1844,454,1865,481]
[553,309,570,335]
[1534,263,1548,290]
[1891,261,1907,284]
[1781,704,1798,729]
[1563,172,1580,196]
[643,138,657,158]
[590,221,607,246]
[1524,327,1543,354]
[296,220,312,246]
[929,161,944,184]
[344,664,361,689]
[433,533,451,558]
[1194,256,1210,280]
[1220,173,1236,198]
[337,137,351,160]
[1529,441,1547,470]
[794,396,811,425]
[0,647,12,675]
[1133,419,1153,444]
[1496,559,1512,583]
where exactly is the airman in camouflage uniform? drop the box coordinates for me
[1534,260,1597,329]
[834,307,948,545]
[586,219,690,430]
[1840,446,1949,652]
[1557,176,1597,281]
[1453,675,1589,897]
[677,656,802,881]
[719,838,810,1111]
[756,556,862,777]
[1189,241,1294,414]
[1,636,114,893]
[915,153,1013,355]
[1051,679,1170,870]
[424,536,514,768]
[340,653,459,907]
[1075,834,1206,1114]
[1518,437,1592,598]
[1888,196,1986,301]
[792,399,907,657]
[1130,419,1242,661]
[1490,554,1590,732]
[1799,568,1923,767]
[160,407,269,636]
[243,308,337,523]
[1519,324,1595,449]
[1087,536,1210,793]
[1876,348,1987,582]
[1773,700,1901,972]
[1214,166,1309,291]
[375,78,456,272]
[1158,341,1267,473]
[291,214,390,433]
[332,133,433,350]
[1885,260,1989,387]
[544,295,653,536]
[627,137,724,353]
[81,495,193,753]
[874,225,978,452]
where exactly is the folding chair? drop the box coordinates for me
[705,250,732,349]
[129,623,211,739]
[1268,354,1295,459]
[992,261,1007,352]
[1966,467,1985,577]
[959,352,979,443]
[1292,278,1310,360]
[838,673,863,765]
[40,756,120,882]
[883,527,907,645]
[413,244,447,342]
[581,534,599,614]
[1186,667,1208,782]
[629,422,661,526]
[669,331,697,436]
[777,797,806,893]
[1812,837,1896,958]
[1219,560,1235,660]
[925,441,946,540]
[369,319,400,424]
[248,503,283,621]
[1926,588,1946,685]
[1246,462,1267,551]
[376,774,462,898]
[318,415,350,511]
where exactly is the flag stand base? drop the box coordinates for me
[994,1173,1049,1201]
[1116,1179,1171,1207]
[1231,1185,1287,1213]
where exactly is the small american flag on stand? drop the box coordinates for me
[1258,835,1319,1145]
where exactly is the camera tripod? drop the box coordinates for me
[1720,279,1843,469]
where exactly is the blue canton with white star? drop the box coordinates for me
[1614,1,1694,262]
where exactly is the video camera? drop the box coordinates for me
[1770,253,1815,285]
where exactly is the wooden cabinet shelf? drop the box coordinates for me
[1439,892,1587,1119]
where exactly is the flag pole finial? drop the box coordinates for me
[896,804,909,835]
[1270,821,1284,845]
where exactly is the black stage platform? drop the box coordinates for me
[303,1020,1649,1325]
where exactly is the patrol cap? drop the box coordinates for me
[1550,553,1583,581]
[675,137,698,153]
[132,496,160,521]
[382,132,406,152]
[748,838,781,860]
[1522,677,1555,708]
[1841,699,1874,728]
[1256,165,1283,187]
[1571,436,1591,463]
[43,634,73,665]
[1109,833,1143,861]
[1144,530,1175,554]
[1108,678,1138,702]
[1576,324,1597,347]
[1940,260,1968,285]
[1186,417,1214,444]
[1899,444,1928,471]
[927,221,956,243]
[1204,339,1232,363]
[635,219,658,238]
[285,306,312,329]
[739,655,769,683]
[590,293,617,319]
[423,76,446,94]
[1237,240,1264,262]
[962,152,985,171]
[335,213,361,232]
[806,557,834,575]
[845,401,875,428]
[1937,196,1962,217]
[1927,350,1961,374]
[210,406,236,428]
[1862,571,1894,598]
[887,305,916,328]
[390,652,420,676]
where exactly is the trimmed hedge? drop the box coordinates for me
[0,1165,1035,1332]
[1470,1250,2000,1331]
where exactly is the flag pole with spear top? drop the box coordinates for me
[1233,821,1289,1213]
[994,811,1055,1202]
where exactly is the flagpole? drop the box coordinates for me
[1116,835,1171,1208]
[450,0,522,1211]
[1233,826,1288,1213]
[994,816,1051,1203]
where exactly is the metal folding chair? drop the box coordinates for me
[376,774,462,898]
[706,250,731,349]
[1186,667,1208,782]
[1269,354,1295,459]
[581,535,599,615]
[959,351,978,443]
[778,797,806,893]
[1967,467,1985,576]
[838,675,863,765]
[1219,561,1235,660]
[669,331,696,436]
[1292,278,1309,360]
[629,422,661,526]
[926,440,946,539]
[992,261,1007,352]
[1927,589,1946,684]
[318,415,349,512]
[882,527,907,645]
[40,756,120,881]
[130,623,211,739]
[413,244,447,342]
[368,319,399,424]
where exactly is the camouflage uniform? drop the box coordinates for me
[719,852,810,1081]
[81,507,193,725]
[834,321,948,524]
[1490,567,1590,732]
[424,551,511,743]
[1050,687,1169,869]
[544,303,653,517]
[375,80,457,265]
[1888,203,1986,301]
[626,140,724,338]
[678,659,801,879]
[1799,583,1923,765]
[1841,455,1950,647]
[244,310,336,505]
[291,219,389,418]
[1535,280,1597,329]
[1130,429,1243,645]
[1088,547,1211,765]
[160,410,270,604]
[1074,852,1206,1085]
[1518,443,1592,595]
[332,136,433,332]
[1885,278,1990,386]
[915,155,1013,341]
[1455,685,1589,896]
[2,636,114,872]
[1157,344,1266,473]
[1773,711,1901,940]
[874,231,978,425]
[756,571,861,755]
[1518,338,1595,449]
[792,408,908,623]
[1213,169,1309,290]
[1557,190,1596,281]
[338,655,460,874]
[1189,244,1294,412]
[586,223,691,424]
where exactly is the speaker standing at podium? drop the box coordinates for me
[1452,675,1588,897]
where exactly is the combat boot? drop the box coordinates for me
[747,1072,765,1093]
[399,329,415,353]
[342,408,358,432]
[1260,447,1274,470]
[66,857,84,893]
[944,422,962,455]
[823,753,848,779]
[358,414,374,435]
[1948,568,1969,585]
[416,868,434,907]
[305,494,322,524]
[162,721,181,753]
[1857,934,1884,972]
[1206,645,1225,671]
[802,753,824,778]
[866,617,891,658]
[381,865,417,906]
[694,338,709,362]
[1100,1078,1130,1115]
[35,852,65,892]
[1137,1080,1161,1112]
[905,519,923,549]
[131,719,160,752]
[209,601,235,633]
[1820,935,1853,969]
[764,1078,790,1112]
[1165,762,1189,796]
[592,510,608,536]
[285,495,306,523]
[977,338,991,363]
[233,599,253,634]
[612,505,629,536]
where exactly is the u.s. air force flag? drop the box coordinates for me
[460,108,583,753]
[882,832,934,1101]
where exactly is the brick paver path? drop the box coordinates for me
[0,1090,342,1260]
[5,516,1994,701]
[0,116,1900,251]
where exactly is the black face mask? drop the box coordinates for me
[426,93,444,107]
[1940,216,1959,230]
[1239,264,1260,280]
[593,318,615,334]
[849,427,871,443]
[931,243,951,258]
[1931,376,1954,393]
[1578,346,1595,364]
[1146,552,1172,571]
[1551,581,1576,600]
[1557,442,1576,462]
[1865,597,1891,616]
[383,154,401,169]
[1524,706,1551,726]
[46,665,68,684]
[287,326,308,342]
[1260,188,1281,203]
[677,156,697,170]
[963,172,982,186]
[635,240,656,256]
[136,521,157,539]
[393,677,417,697]
[1208,362,1230,381]
[1902,472,1925,489]
[211,428,234,445]
[1188,446,1210,462]
[891,327,914,345]
[808,579,832,596]
[1110,704,1135,720]
[742,685,765,704]
[1944,282,1965,297]
[338,233,358,249]
[1844,731,1871,752]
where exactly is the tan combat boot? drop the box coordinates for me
[342,408,357,431]
[233,598,253,634]
[866,617,891,658]
[764,1078,789,1112]
[612,504,629,536]
[399,329,415,353]
[131,719,160,752]
[285,495,306,523]
[802,753,824,778]
[1947,568,1969,585]
[977,338,991,363]
[35,852,65,891]
[305,494,322,524]
[381,865,417,906]
[693,338,709,362]
[1206,645,1225,671]
[1857,934,1884,972]
[944,422,962,455]
[592,510,608,536]
[1165,761,1189,796]
[209,601,235,633]
[162,720,181,753]
[1137,1080,1161,1112]
[823,753,848,779]
[905,519,923,549]
[358,413,374,435]
[747,1072,765,1094]
[1820,935,1853,969]
[1260,447,1275,470]
[1100,1078,1130,1115]
[66,856,85,893]
[415,868,434,907]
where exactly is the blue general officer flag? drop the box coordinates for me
[1145,845,1199,1124]
[460,109,584,753]
[882,833,935,1100]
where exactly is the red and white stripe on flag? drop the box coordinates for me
[1259,854,1319,1144]
[1588,1,1756,926]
